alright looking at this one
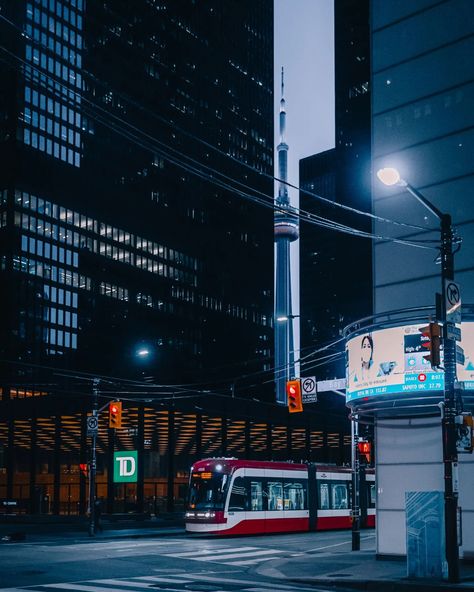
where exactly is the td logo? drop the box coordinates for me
[113,450,138,483]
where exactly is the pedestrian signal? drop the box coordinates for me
[419,322,441,369]
[79,463,88,478]
[357,440,372,465]
[287,379,303,413]
[109,401,122,428]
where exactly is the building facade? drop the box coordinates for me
[0,0,353,515]
[300,0,372,382]
[370,0,474,559]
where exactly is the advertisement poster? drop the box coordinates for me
[458,322,474,389]
[346,322,474,402]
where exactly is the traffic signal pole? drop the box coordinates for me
[440,213,460,583]
[351,415,360,551]
[88,378,100,537]
[402,184,460,582]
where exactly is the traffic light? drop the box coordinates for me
[287,379,303,413]
[419,322,441,369]
[109,401,122,428]
[357,440,372,465]
[79,463,88,478]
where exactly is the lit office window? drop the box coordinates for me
[22,0,83,166]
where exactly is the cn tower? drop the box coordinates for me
[274,67,299,404]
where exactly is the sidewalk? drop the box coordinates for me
[260,546,474,592]
[0,515,186,543]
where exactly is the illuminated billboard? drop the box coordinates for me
[346,322,474,402]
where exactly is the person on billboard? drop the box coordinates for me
[360,334,374,380]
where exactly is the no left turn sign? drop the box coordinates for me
[302,376,316,395]
[87,415,98,435]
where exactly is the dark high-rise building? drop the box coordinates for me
[0,1,351,516]
[0,0,274,385]
[300,0,372,381]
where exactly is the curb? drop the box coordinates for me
[290,577,474,592]
[0,527,187,543]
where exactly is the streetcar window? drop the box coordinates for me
[319,482,330,510]
[187,472,228,510]
[229,477,248,511]
[332,483,349,509]
[250,480,263,511]
[267,481,283,511]
[284,481,307,510]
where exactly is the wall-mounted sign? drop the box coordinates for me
[113,450,138,483]
[346,321,474,402]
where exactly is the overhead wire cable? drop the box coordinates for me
[0,21,439,246]
[0,11,434,234]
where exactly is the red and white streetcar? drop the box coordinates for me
[185,458,375,535]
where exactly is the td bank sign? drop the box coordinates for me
[113,450,138,483]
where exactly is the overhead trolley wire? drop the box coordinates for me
[0,13,434,235]
[0,15,439,243]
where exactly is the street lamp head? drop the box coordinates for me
[376,167,406,187]
[136,347,150,358]
[276,315,289,322]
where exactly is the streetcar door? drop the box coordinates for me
[264,469,284,533]
[308,464,317,531]
[227,470,248,532]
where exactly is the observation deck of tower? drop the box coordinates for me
[274,67,299,405]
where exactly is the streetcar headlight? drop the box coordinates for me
[204,512,215,518]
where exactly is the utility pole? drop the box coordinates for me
[440,213,460,583]
[351,415,360,551]
[376,168,462,582]
[88,378,100,537]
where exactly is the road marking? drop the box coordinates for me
[0,573,324,592]
[89,576,189,586]
[167,545,257,557]
[226,556,281,566]
[164,545,286,565]
[184,573,321,591]
[43,584,128,592]
[135,575,194,583]
[306,534,375,553]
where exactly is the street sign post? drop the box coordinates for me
[456,345,465,366]
[446,324,462,342]
[301,376,317,403]
[445,280,461,324]
[317,378,346,392]
[86,414,98,437]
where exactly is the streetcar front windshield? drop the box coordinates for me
[187,472,229,510]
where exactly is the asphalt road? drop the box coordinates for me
[0,529,375,592]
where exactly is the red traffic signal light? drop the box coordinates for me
[357,440,372,464]
[419,322,441,369]
[79,463,88,478]
[109,401,122,428]
[286,379,303,413]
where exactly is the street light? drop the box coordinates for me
[377,166,461,583]
[275,314,300,393]
[276,314,299,322]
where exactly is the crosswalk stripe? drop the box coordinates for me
[225,556,281,566]
[42,584,125,592]
[88,578,172,588]
[184,573,319,591]
[134,575,194,584]
[190,548,284,562]
[166,545,256,557]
